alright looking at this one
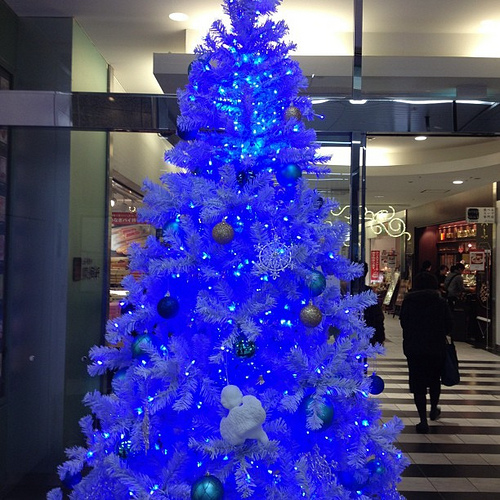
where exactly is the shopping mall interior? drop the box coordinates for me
[1,0,500,498]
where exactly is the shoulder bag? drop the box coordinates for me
[441,336,460,386]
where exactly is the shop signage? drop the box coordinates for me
[466,207,495,224]
[112,211,138,226]
[469,250,486,271]
[370,250,380,281]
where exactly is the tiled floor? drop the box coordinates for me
[5,315,500,499]
[374,314,500,499]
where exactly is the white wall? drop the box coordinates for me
[110,132,173,188]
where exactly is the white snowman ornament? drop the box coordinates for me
[219,385,269,446]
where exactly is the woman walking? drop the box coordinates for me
[400,272,453,433]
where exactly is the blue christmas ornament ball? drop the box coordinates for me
[157,295,180,319]
[191,474,224,500]
[303,395,334,430]
[337,469,368,491]
[275,163,301,188]
[369,373,385,395]
[61,470,82,489]
[367,457,386,475]
[164,219,180,233]
[307,270,326,296]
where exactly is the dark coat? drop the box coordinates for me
[400,289,453,393]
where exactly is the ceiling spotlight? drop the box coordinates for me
[169,12,189,22]
[349,99,367,105]
[110,197,116,207]
[453,180,464,185]
[414,136,427,141]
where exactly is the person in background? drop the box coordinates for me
[443,262,466,310]
[362,262,385,346]
[420,260,432,273]
[437,264,449,295]
[400,272,453,433]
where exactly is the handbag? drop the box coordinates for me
[442,336,460,386]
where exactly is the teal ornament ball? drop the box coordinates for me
[112,367,128,385]
[132,333,156,360]
[164,219,180,233]
[191,474,224,500]
[212,220,235,245]
[307,270,326,296]
[157,295,179,319]
[367,457,386,476]
[275,164,302,188]
[369,373,385,395]
[303,395,334,430]
[234,336,256,358]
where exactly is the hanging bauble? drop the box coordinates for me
[212,220,235,245]
[132,333,157,360]
[236,169,256,187]
[157,295,180,319]
[177,127,198,141]
[369,373,385,395]
[285,105,302,120]
[112,367,128,385]
[367,457,386,476]
[337,469,368,491]
[300,302,322,328]
[306,270,327,297]
[275,164,302,188]
[163,218,180,234]
[191,474,224,500]
[62,470,82,490]
[303,395,334,430]
[234,335,256,358]
[115,432,133,459]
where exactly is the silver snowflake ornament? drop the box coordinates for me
[255,236,293,279]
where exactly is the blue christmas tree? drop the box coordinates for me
[49,0,408,498]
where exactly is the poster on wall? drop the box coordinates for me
[469,250,485,271]
[110,211,155,288]
[370,250,380,281]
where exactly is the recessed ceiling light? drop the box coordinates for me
[414,135,427,141]
[169,12,189,22]
[453,180,464,185]
[349,99,367,105]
